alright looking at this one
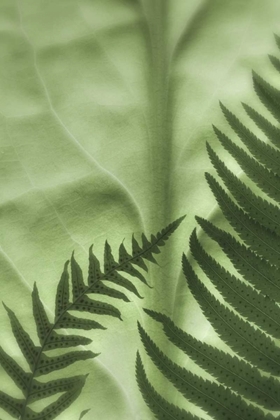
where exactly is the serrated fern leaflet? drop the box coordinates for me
[136,36,280,420]
[0,216,184,419]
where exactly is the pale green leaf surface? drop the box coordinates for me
[1,1,280,419]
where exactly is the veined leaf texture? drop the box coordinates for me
[137,36,280,420]
[1,1,280,419]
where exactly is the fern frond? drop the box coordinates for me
[0,217,184,419]
[136,36,280,420]
[182,38,280,417]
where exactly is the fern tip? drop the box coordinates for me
[252,69,259,80]
[136,350,141,364]
[190,228,197,241]
[241,101,249,111]
[204,171,209,182]
[205,172,217,192]
[195,215,203,223]
[211,125,219,134]
[63,260,70,270]
[211,125,217,135]
[79,409,91,420]
[2,302,10,312]
[274,33,280,44]
[206,143,215,159]
[182,253,188,266]
[219,101,227,112]
[143,308,165,323]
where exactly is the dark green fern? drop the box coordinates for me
[0,216,184,420]
[136,36,280,420]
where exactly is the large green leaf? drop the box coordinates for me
[1,1,280,418]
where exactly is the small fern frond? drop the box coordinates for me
[136,36,280,420]
[79,408,91,419]
[0,217,184,419]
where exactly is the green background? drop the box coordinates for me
[1,1,280,418]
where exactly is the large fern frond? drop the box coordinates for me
[136,36,280,420]
[0,216,184,420]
